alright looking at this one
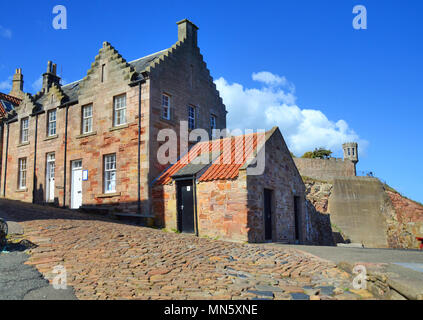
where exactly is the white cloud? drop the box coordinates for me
[0,77,12,91]
[32,77,43,93]
[0,26,12,39]
[215,72,368,156]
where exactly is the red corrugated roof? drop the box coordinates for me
[155,130,268,185]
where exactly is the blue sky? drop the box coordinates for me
[0,0,422,203]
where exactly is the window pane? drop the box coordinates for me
[82,105,93,134]
[162,95,170,120]
[114,95,126,126]
[21,118,29,143]
[188,106,195,130]
[104,154,116,193]
[48,110,57,136]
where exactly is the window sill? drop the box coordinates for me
[76,131,97,139]
[95,192,121,198]
[16,188,28,193]
[44,134,58,141]
[160,117,177,125]
[17,142,30,148]
[109,124,129,132]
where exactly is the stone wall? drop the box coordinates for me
[385,191,423,249]
[246,130,307,243]
[293,157,356,181]
[197,174,249,242]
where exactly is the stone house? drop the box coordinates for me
[153,127,310,243]
[0,19,227,218]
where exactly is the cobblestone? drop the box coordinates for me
[0,199,375,300]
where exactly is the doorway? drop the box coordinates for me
[264,189,273,241]
[294,196,302,242]
[177,179,195,233]
[71,160,83,209]
[46,153,55,203]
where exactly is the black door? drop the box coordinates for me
[294,196,301,241]
[177,180,195,233]
[264,189,273,241]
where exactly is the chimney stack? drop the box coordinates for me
[42,60,61,92]
[9,68,24,99]
[177,19,199,47]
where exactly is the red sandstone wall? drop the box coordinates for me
[196,175,249,242]
[386,190,423,248]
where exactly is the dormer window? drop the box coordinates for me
[48,109,57,136]
[20,118,29,143]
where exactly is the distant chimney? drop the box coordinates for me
[42,61,61,92]
[177,19,199,47]
[9,68,24,98]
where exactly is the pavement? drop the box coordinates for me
[0,198,373,300]
[0,246,76,300]
[269,244,423,300]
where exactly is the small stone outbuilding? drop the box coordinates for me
[153,127,312,243]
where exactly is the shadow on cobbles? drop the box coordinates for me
[2,240,38,253]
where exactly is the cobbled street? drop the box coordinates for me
[0,199,374,300]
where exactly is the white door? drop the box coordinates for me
[46,153,55,202]
[71,160,83,209]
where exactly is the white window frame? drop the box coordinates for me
[18,158,27,189]
[162,94,171,120]
[48,109,57,136]
[104,154,116,193]
[82,104,93,134]
[113,94,127,127]
[188,105,196,130]
[21,118,29,143]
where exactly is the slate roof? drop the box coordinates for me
[129,50,167,73]
[61,80,82,103]
[155,128,276,185]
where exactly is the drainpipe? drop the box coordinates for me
[137,81,141,216]
[193,177,199,237]
[32,114,38,203]
[63,105,69,208]
[129,74,147,217]
[3,123,9,197]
